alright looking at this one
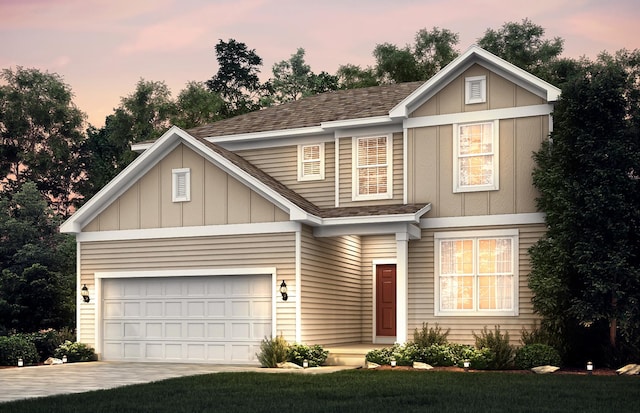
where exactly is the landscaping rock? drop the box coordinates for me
[44,357,63,365]
[277,361,303,369]
[412,362,433,370]
[616,364,640,375]
[366,361,380,369]
[531,365,560,374]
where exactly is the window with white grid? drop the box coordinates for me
[297,143,324,181]
[352,135,393,200]
[435,230,518,316]
[454,120,499,193]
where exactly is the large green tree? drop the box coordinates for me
[172,81,225,129]
[0,182,75,333]
[0,67,86,216]
[529,50,640,365]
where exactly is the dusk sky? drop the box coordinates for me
[2,0,639,127]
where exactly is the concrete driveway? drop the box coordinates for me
[0,362,354,403]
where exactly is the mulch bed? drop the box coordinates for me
[373,365,618,376]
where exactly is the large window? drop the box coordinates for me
[435,230,518,316]
[352,135,393,200]
[453,120,499,192]
[297,143,324,181]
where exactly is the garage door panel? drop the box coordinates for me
[103,275,272,364]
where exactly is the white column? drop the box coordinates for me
[395,232,410,343]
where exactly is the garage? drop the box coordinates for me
[101,274,273,364]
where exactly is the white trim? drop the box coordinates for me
[334,134,340,207]
[172,168,191,202]
[404,104,554,129]
[421,212,545,229]
[333,124,402,139]
[76,221,301,242]
[297,143,325,181]
[315,222,423,239]
[207,126,326,143]
[322,115,395,130]
[352,134,393,201]
[221,134,335,152]
[453,120,500,193]
[371,259,397,344]
[403,127,408,205]
[295,230,302,343]
[396,235,409,343]
[76,241,83,341]
[434,229,519,317]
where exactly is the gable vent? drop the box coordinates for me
[172,168,191,202]
[465,76,486,104]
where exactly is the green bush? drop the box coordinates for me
[28,328,76,361]
[452,345,493,370]
[257,335,289,368]
[0,335,39,366]
[414,344,456,366]
[413,323,450,347]
[287,343,329,367]
[514,344,562,369]
[473,326,515,370]
[365,343,414,366]
[53,341,96,362]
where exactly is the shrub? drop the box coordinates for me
[257,335,289,368]
[0,335,39,366]
[414,344,456,366]
[28,328,76,361]
[413,323,450,348]
[515,344,562,369]
[473,325,515,369]
[365,343,414,366]
[288,343,328,367]
[520,323,557,347]
[53,341,96,362]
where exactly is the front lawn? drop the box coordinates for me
[0,370,637,413]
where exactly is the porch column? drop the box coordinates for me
[395,232,409,343]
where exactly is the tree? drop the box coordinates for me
[374,27,459,83]
[172,81,225,129]
[0,67,86,216]
[529,51,640,365]
[206,39,265,117]
[477,19,564,81]
[336,64,379,89]
[0,182,75,332]
[268,48,339,104]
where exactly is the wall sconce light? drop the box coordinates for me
[279,280,288,301]
[81,284,90,303]
[587,361,594,375]
[463,359,470,371]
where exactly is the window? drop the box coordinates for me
[352,135,393,200]
[172,168,190,202]
[297,143,324,181]
[465,76,486,104]
[453,120,499,192]
[435,230,518,316]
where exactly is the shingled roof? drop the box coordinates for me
[187,81,423,138]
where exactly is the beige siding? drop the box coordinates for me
[84,144,288,231]
[78,233,297,349]
[408,223,545,345]
[236,140,336,209]
[300,226,363,345]
[338,133,404,207]
[407,116,548,217]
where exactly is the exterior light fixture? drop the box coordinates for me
[587,361,594,375]
[279,280,288,301]
[390,358,397,367]
[463,359,470,371]
[81,284,90,303]
[17,358,23,367]
[303,359,309,369]
[62,355,68,363]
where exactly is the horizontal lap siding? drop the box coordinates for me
[78,233,296,347]
[300,226,362,345]
[408,223,545,345]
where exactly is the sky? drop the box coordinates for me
[1,0,639,127]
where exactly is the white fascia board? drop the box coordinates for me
[61,126,186,233]
[318,204,431,227]
[314,222,415,238]
[404,104,554,129]
[420,212,545,229]
[95,267,278,279]
[206,126,326,143]
[221,134,335,151]
[320,115,395,131]
[131,142,153,152]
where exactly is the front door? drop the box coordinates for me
[376,264,396,337]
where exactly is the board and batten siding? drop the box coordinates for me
[235,142,336,209]
[300,226,362,345]
[83,144,289,232]
[408,223,545,345]
[338,133,404,208]
[78,233,296,349]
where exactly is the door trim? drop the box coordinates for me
[372,259,396,343]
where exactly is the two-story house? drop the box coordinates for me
[61,45,561,365]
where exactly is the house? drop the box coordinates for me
[61,45,561,365]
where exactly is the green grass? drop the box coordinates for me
[0,370,638,413]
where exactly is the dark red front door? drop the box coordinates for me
[376,264,396,336]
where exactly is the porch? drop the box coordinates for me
[324,343,387,367]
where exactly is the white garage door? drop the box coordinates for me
[101,275,272,364]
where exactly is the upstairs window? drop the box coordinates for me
[465,75,486,104]
[172,168,191,202]
[298,143,324,181]
[353,135,393,200]
[454,120,499,193]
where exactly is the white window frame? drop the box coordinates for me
[434,229,519,317]
[297,143,325,181]
[465,75,486,104]
[453,120,499,193]
[352,135,393,201]
[172,168,191,202]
